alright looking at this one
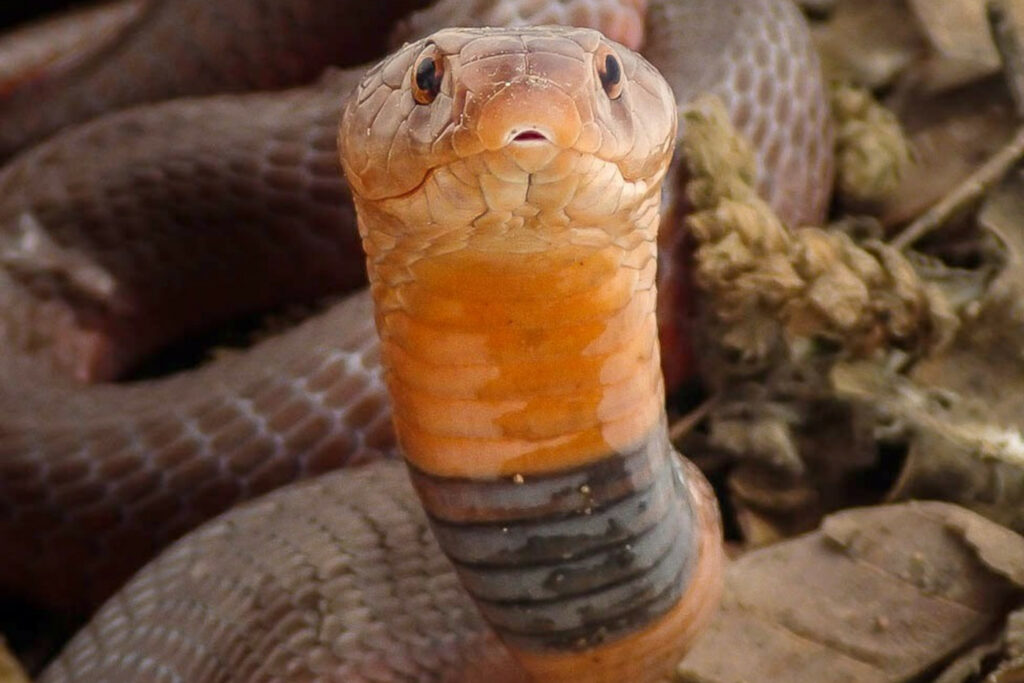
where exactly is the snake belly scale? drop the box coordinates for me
[0,1,833,680]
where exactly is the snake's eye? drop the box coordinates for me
[596,48,623,100]
[412,47,444,105]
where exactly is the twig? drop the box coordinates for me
[891,3,1024,250]
[892,124,1024,250]
[669,396,718,443]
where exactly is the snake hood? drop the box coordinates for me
[339,26,677,212]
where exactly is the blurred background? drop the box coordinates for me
[0,1,82,31]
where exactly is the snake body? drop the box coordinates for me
[0,0,832,679]
[0,0,438,158]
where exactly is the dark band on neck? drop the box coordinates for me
[405,424,699,651]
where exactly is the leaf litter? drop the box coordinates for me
[673,1,1024,680]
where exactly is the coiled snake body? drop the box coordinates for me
[0,0,832,680]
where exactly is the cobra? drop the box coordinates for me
[339,25,717,681]
[0,1,833,680]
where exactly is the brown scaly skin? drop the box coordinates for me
[0,0,434,157]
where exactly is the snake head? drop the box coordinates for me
[338,26,677,206]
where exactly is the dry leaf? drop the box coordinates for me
[833,360,1024,533]
[677,501,1024,683]
[729,463,823,545]
[908,0,1003,91]
[867,169,1024,532]
[880,82,1017,227]
[935,606,1024,680]
[810,0,925,88]
[933,638,1006,683]
[810,0,1018,227]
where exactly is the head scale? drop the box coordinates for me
[339,26,677,213]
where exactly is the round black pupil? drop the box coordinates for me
[416,58,439,94]
[601,54,621,90]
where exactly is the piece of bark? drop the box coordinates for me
[678,501,1024,682]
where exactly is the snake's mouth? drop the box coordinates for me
[511,130,548,143]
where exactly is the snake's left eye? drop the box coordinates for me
[412,47,444,105]
[596,48,623,100]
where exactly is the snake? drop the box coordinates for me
[0,0,832,680]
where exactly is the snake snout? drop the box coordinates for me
[475,80,582,151]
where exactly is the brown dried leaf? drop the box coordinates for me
[852,170,1024,536]
[954,510,1024,584]
[933,638,1006,683]
[677,502,1024,683]
[729,464,823,546]
[833,359,1024,533]
[935,606,1024,680]
[880,82,1017,227]
[704,392,881,547]
[810,0,925,88]
[897,424,1024,533]
[995,610,1024,679]
[908,0,1003,91]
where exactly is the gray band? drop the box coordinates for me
[405,423,700,651]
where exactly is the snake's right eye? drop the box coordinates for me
[412,48,444,105]
[595,46,624,100]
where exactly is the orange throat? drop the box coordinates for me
[372,240,663,479]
